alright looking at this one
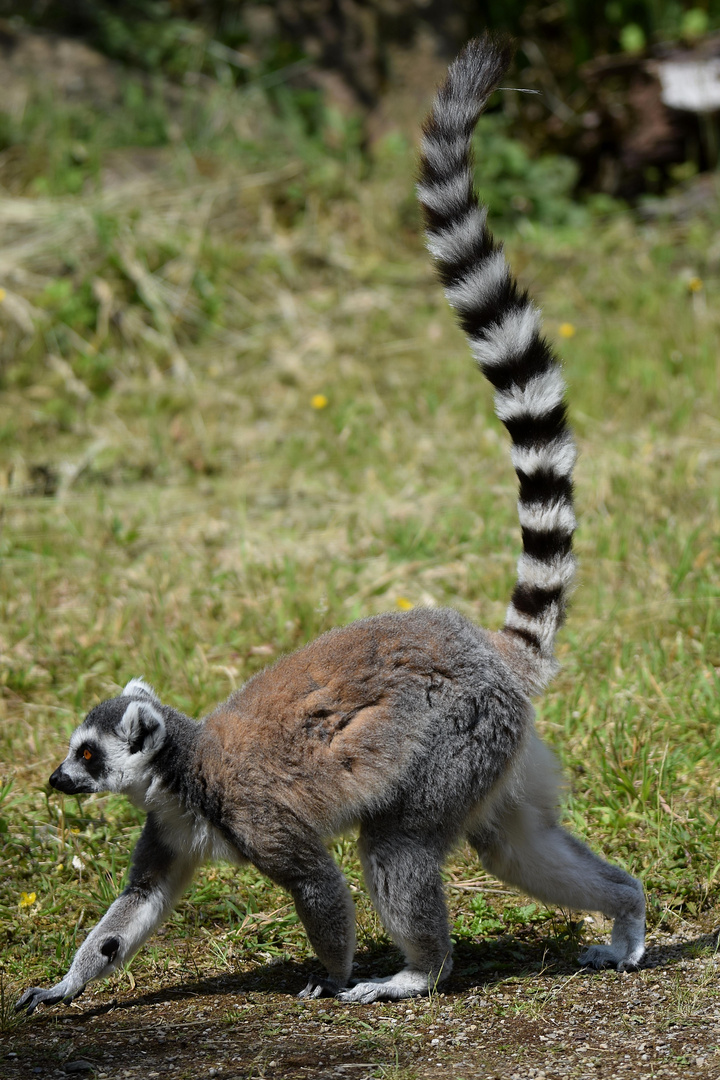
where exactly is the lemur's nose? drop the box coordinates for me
[49,766,77,794]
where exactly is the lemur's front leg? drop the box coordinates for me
[16,815,198,1014]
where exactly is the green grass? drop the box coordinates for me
[0,56,719,1028]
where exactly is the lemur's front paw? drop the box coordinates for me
[578,944,616,970]
[15,981,84,1015]
[297,976,344,999]
[579,944,643,972]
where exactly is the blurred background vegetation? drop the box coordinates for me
[3,1,720,200]
[7,1,720,78]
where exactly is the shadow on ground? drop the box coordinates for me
[3,929,719,1079]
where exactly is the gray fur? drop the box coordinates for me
[16,35,645,1017]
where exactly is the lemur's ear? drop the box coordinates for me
[122,678,161,705]
[117,700,166,756]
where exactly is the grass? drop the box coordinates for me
[0,43,718,1078]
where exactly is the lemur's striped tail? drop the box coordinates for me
[418,35,576,691]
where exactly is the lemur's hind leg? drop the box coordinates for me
[338,823,453,1003]
[468,741,645,971]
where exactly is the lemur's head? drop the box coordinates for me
[49,679,167,804]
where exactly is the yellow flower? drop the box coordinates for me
[687,276,703,293]
[558,322,576,338]
[0,288,6,302]
[19,891,37,908]
[396,597,413,610]
[311,394,329,410]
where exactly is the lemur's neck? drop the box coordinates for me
[141,709,203,810]
[143,713,252,861]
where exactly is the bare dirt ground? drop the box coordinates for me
[4,926,719,1079]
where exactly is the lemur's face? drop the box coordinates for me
[49,680,166,803]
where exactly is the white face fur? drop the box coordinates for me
[49,680,167,808]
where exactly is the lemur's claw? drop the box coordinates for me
[15,982,84,1015]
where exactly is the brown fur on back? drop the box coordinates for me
[201,609,529,839]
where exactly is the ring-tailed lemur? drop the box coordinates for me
[16,34,645,1016]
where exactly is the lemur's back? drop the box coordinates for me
[203,608,531,835]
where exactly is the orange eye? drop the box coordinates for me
[83,748,93,761]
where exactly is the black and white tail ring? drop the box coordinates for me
[417,34,576,691]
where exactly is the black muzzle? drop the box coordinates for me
[49,766,93,795]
